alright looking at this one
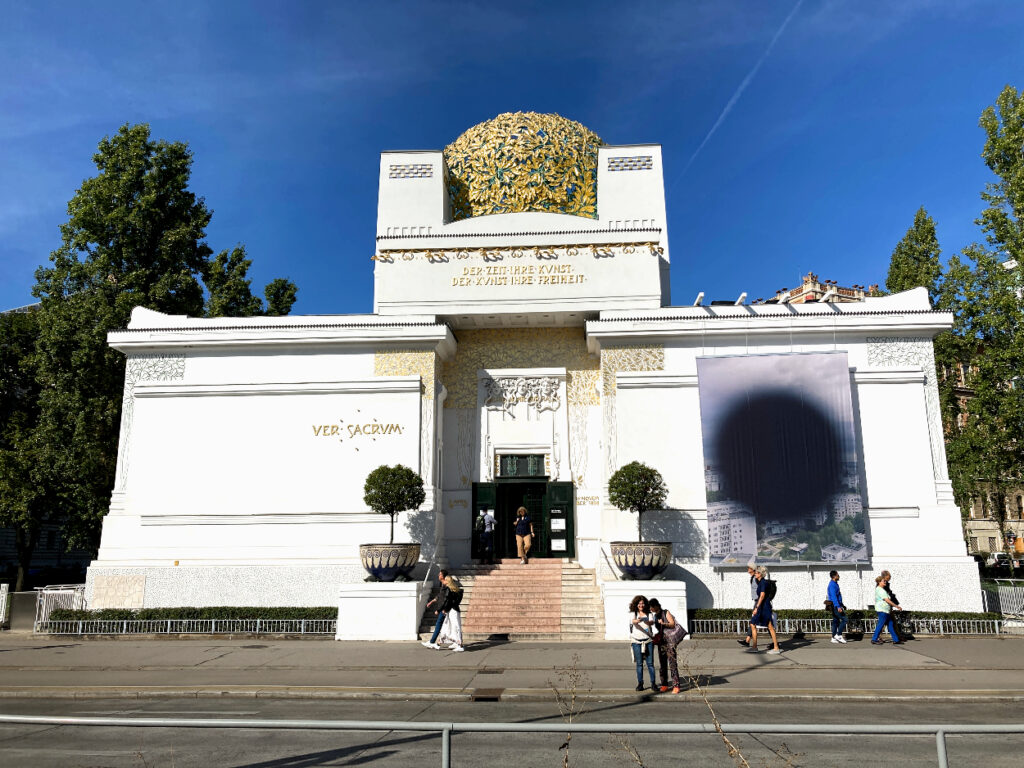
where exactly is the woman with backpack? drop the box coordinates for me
[749,566,782,654]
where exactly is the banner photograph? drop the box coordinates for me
[696,352,867,566]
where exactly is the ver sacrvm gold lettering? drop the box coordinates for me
[451,263,585,288]
[311,422,403,439]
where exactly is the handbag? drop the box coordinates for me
[824,599,835,611]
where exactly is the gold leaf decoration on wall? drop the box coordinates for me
[374,350,436,399]
[443,112,603,221]
[601,346,665,397]
[441,328,600,409]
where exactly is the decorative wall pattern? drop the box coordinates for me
[441,328,599,409]
[456,410,475,487]
[443,111,603,221]
[866,336,947,482]
[569,404,589,488]
[373,242,664,262]
[607,155,653,171]
[482,375,561,415]
[116,354,186,492]
[374,349,436,399]
[91,573,146,610]
[389,163,433,179]
[600,345,665,397]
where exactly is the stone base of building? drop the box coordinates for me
[336,582,429,641]
[602,580,688,640]
[85,564,374,609]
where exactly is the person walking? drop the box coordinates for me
[871,573,903,645]
[514,506,535,564]
[478,509,496,564]
[436,574,465,652]
[421,569,451,649]
[880,569,905,641]
[738,564,758,647]
[648,598,688,694]
[826,570,848,643]
[628,595,658,692]
[750,565,782,654]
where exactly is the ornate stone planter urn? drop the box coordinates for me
[359,543,421,582]
[610,541,673,580]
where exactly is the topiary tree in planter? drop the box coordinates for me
[608,461,667,542]
[608,461,671,580]
[360,464,427,582]
[363,464,426,544]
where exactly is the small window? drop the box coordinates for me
[969,537,979,552]
[988,537,998,552]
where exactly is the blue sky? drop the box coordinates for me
[2,0,1023,314]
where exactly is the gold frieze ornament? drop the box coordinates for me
[443,112,603,221]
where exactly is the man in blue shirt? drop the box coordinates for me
[827,570,848,643]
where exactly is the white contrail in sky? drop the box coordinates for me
[676,0,805,182]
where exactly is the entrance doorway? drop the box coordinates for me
[471,479,575,560]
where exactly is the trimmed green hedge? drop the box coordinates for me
[49,606,336,622]
[692,608,1000,621]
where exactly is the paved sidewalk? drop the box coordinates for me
[0,632,1022,702]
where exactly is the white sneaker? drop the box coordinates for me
[451,645,465,652]
[837,636,847,644]
[830,636,840,644]
[421,641,440,649]
[766,648,782,655]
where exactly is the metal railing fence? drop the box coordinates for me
[1,714,1022,768]
[36,618,336,635]
[33,584,85,628]
[994,581,1024,618]
[689,617,1003,636]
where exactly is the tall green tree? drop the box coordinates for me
[886,206,942,304]
[0,309,50,591]
[940,85,1024,567]
[205,246,298,318]
[978,85,1024,261]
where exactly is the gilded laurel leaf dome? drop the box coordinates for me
[443,112,603,221]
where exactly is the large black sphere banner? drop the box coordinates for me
[696,352,867,566]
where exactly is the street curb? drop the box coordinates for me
[1,686,1023,703]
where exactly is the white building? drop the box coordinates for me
[84,112,981,617]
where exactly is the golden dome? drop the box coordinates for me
[443,111,602,221]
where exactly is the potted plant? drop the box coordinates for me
[608,460,672,580]
[359,464,426,582]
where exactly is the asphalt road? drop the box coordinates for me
[1,696,1022,767]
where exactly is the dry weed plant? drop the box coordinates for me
[548,651,592,767]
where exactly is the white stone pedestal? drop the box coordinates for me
[336,582,429,641]
[602,580,688,641]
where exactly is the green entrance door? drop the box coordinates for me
[471,479,575,560]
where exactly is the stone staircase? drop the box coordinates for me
[419,560,605,641]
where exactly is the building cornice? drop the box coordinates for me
[108,323,457,359]
[585,309,952,351]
